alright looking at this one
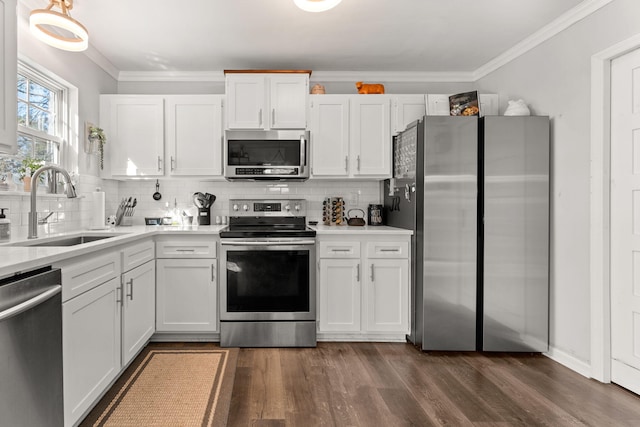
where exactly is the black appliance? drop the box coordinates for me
[219,198,316,347]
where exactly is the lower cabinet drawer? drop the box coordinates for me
[319,241,360,258]
[156,238,217,258]
[57,250,121,302]
[122,239,155,272]
[365,241,409,258]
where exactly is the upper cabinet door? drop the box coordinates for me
[225,74,265,129]
[350,96,391,177]
[309,95,350,177]
[101,95,165,177]
[269,74,308,129]
[225,73,308,130]
[166,95,223,176]
[0,0,17,154]
[392,95,425,134]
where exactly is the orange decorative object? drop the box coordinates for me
[311,84,326,94]
[355,82,385,94]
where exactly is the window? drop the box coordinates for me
[16,63,66,165]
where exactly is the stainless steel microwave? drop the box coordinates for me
[224,130,309,180]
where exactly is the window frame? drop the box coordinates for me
[17,60,69,167]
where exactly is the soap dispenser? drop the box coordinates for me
[0,208,10,242]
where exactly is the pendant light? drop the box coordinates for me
[294,0,342,13]
[30,0,89,52]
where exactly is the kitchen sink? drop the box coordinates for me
[11,233,126,247]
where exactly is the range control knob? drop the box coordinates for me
[232,204,239,212]
[294,204,301,212]
[284,204,291,212]
[242,204,249,212]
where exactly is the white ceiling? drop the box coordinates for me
[25,0,588,75]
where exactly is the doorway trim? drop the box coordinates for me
[590,33,640,382]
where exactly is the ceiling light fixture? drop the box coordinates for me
[30,0,89,52]
[294,0,342,13]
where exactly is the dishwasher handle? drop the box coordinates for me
[0,285,61,322]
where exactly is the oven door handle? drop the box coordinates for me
[221,240,316,246]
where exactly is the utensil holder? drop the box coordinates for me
[198,207,211,225]
[121,216,132,226]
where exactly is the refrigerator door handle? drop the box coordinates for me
[404,183,412,202]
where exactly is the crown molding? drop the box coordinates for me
[473,0,614,80]
[117,71,226,82]
[309,71,475,83]
[84,46,120,80]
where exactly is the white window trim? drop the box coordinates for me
[17,54,79,173]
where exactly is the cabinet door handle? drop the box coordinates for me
[259,109,263,127]
[126,278,134,300]
[272,108,276,127]
[211,264,216,282]
[331,248,351,253]
[370,264,375,282]
[357,155,361,171]
[380,248,399,253]
[171,156,175,171]
[176,248,195,252]
[157,156,162,172]
[345,156,348,172]
[356,263,360,282]
[116,284,123,304]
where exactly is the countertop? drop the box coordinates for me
[310,224,413,235]
[0,224,411,278]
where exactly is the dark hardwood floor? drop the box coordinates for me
[227,342,640,426]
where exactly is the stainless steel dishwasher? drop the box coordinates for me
[0,266,63,427]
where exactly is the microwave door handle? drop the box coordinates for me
[300,135,307,173]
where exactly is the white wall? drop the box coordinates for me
[476,0,640,364]
[4,4,118,234]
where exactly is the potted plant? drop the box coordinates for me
[18,157,43,191]
[88,126,107,169]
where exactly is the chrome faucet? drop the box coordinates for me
[28,165,77,239]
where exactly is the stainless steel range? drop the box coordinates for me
[219,199,316,347]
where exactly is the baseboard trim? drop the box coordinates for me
[151,332,220,342]
[544,346,593,379]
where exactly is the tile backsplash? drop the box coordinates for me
[0,175,382,237]
[114,179,381,225]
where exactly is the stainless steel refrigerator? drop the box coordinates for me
[383,115,549,352]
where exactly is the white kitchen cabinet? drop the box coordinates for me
[156,259,217,332]
[63,277,121,427]
[319,259,361,332]
[155,236,218,333]
[225,73,308,130]
[350,96,391,177]
[121,259,155,366]
[392,95,426,134]
[364,258,409,332]
[0,0,17,154]
[166,95,223,176]
[309,95,392,178]
[100,95,165,177]
[58,249,122,427]
[317,235,410,341]
[100,94,225,178]
[309,95,350,177]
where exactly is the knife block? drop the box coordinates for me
[197,207,211,225]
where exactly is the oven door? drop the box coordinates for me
[220,238,316,321]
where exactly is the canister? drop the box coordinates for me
[367,204,383,226]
